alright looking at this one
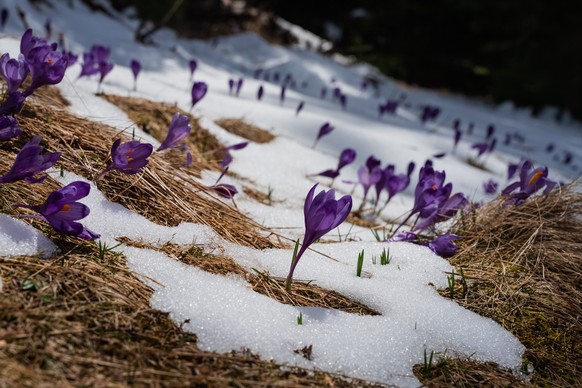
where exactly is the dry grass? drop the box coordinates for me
[416,185,582,386]
[0,245,380,387]
[215,118,275,143]
[9,87,276,249]
[101,93,225,174]
[119,237,380,316]
[413,357,529,387]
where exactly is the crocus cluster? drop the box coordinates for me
[356,156,383,211]
[374,161,415,212]
[285,184,352,290]
[378,100,398,117]
[419,105,441,124]
[79,44,113,88]
[501,160,556,205]
[15,181,99,240]
[0,29,69,114]
[393,161,467,234]
[316,148,356,181]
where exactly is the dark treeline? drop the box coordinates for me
[110,0,582,121]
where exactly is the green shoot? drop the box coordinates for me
[371,255,377,265]
[447,269,456,298]
[98,241,122,261]
[459,267,468,297]
[60,164,64,177]
[356,249,364,277]
[291,238,300,264]
[370,226,389,241]
[421,348,435,375]
[297,312,303,325]
[266,185,274,205]
[380,247,391,265]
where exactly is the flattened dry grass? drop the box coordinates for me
[413,357,528,388]
[215,118,275,143]
[101,94,225,174]
[9,87,276,249]
[119,237,380,316]
[417,185,582,386]
[0,246,380,387]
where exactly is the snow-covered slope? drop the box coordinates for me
[1,0,579,385]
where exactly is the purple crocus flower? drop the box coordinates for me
[312,122,334,148]
[504,133,511,146]
[0,91,26,115]
[0,53,29,93]
[391,162,451,234]
[320,87,327,99]
[378,163,413,211]
[228,78,234,95]
[501,161,556,205]
[545,143,554,153]
[0,136,60,184]
[208,167,237,199]
[0,115,22,140]
[412,192,467,232]
[156,113,192,166]
[486,124,495,140]
[257,85,264,100]
[214,141,248,168]
[78,44,110,78]
[20,29,55,61]
[191,81,207,108]
[19,30,68,96]
[235,78,243,97]
[15,181,99,240]
[97,138,153,179]
[453,128,462,150]
[507,161,521,180]
[452,118,460,131]
[189,59,197,79]
[0,8,8,31]
[63,51,78,67]
[254,68,262,79]
[98,61,114,87]
[386,231,418,243]
[26,49,68,94]
[284,184,352,290]
[428,234,461,258]
[223,141,249,152]
[471,142,489,157]
[279,85,286,105]
[357,164,382,210]
[316,148,356,180]
[488,138,497,153]
[483,179,498,194]
[295,101,304,116]
[130,59,141,90]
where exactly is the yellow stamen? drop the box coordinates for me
[128,157,134,162]
[62,204,71,211]
[528,170,544,185]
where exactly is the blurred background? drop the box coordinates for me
[107,0,582,122]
